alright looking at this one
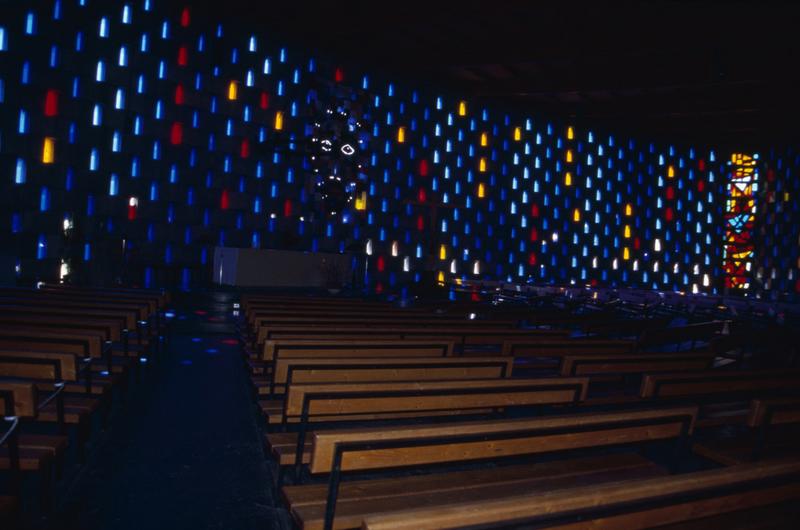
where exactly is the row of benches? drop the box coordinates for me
[0,284,170,525]
[239,294,800,529]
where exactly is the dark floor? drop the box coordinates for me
[35,291,288,530]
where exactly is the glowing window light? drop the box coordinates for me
[437,271,445,284]
[667,165,675,178]
[439,244,447,260]
[37,235,46,259]
[567,126,574,140]
[458,101,466,116]
[115,88,125,109]
[0,26,7,51]
[118,46,128,66]
[99,17,109,37]
[18,109,28,133]
[397,126,405,143]
[274,111,284,130]
[227,81,237,100]
[42,137,55,163]
[479,158,487,172]
[625,203,633,216]
[566,149,573,163]
[92,104,102,125]
[573,208,580,222]
[15,158,26,184]
[109,174,119,196]
[565,172,572,186]
[513,126,521,141]
[96,60,105,81]
[477,182,486,198]
[623,247,630,260]
[355,191,367,210]
[391,241,399,256]
[89,148,99,170]
[723,152,759,290]
[25,12,36,35]
[480,132,488,146]
[624,225,631,238]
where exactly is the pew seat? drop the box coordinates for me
[288,454,666,530]
[39,396,98,424]
[0,446,53,472]
[693,397,800,465]
[360,459,800,530]
[17,434,69,460]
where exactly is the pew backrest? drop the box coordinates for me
[263,339,456,362]
[309,406,697,474]
[640,370,800,399]
[271,356,515,394]
[560,351,715,377]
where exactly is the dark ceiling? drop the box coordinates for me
[189,1,799,151]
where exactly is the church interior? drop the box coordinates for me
[1,1,800,529]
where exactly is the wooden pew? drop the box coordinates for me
[641,369,800,400]
[0,290,160,350]
[0,375,65,505]
[500,337,635,357]
[0,294,151,323]
[266,356,515,395]
[582,316,671,339]
[0,328,128,378]
[361,459,800,530]
[637,321,725,352]
[0,311,126,342]
[265,377,589,470]
[252,320,517,348]
[33,284,170,340]
[640,369,800,427]
[284,406,697,530]
[0,386,22,525]
[256,325,568,349]
[559,351,716,377]
[262,339,457,362]
[0,352,97,461]
[0,349,107,396]
[693,397,800,465]
[250,339,457,375]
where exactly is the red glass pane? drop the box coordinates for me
[170,122,183,145]
[180,7,190,27]
[44,89,59,117]
[174,84,185,104]
[177,46,188,66]
[419,159,429,177]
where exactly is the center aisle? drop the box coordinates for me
[54,291,287,530]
